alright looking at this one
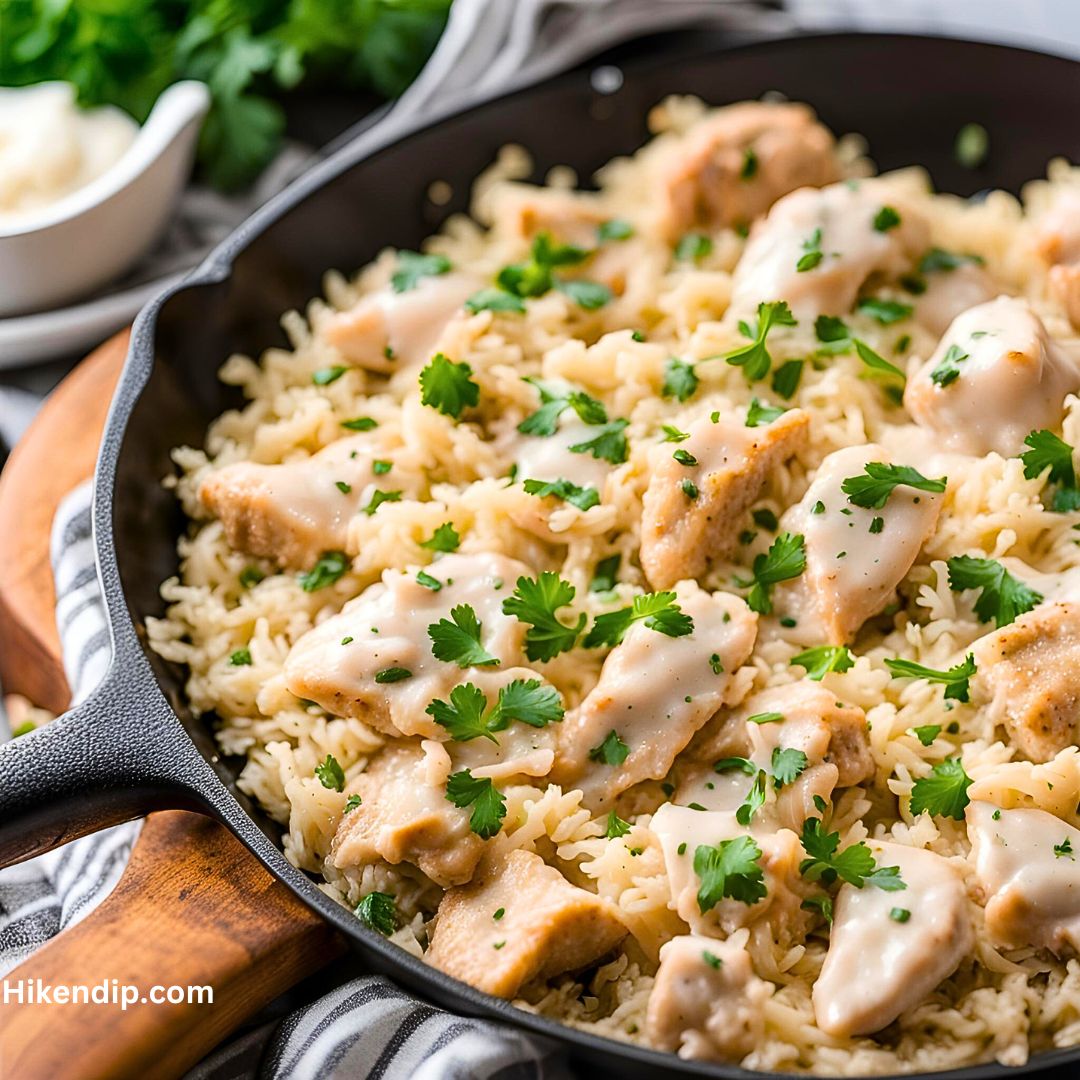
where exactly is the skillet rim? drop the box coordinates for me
[97,28,1080,1078]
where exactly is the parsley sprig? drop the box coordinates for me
[583,592,694,648]
[419,353,480,418]
[694,836,767,911]
[426,679,563,742]
[486,232,611,311]
[814,316,906,384]
[391,251,450,293]
[502,573,585,661]
[742,532,806,615]
[522,477,600,511]
[909,757,972,819]
[428,604,500,667]
[445,770,506,838]
[946,556,1042,628]
[1020,429,1080,511]
[724,301,797,382]
[517,378,607,436]
[791,645,854,681]
[885,654,976,702]
[841,462,947,509]
[799,818,906,890]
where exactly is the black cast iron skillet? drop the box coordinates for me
[4,29,1080,1079]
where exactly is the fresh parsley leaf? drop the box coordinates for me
[662,358,699,402]
[746,397,786,427]
[752,507,779,531]
[584,591,694,648]
[802,895,834,923]
[771,747,809,788]
[873,206,901,232]
[714,756,757,775]
[522,477,600,511]
[661,424,690,443]
[930,343,969,387]
[426,682,493,742]
[556,278,612,310]
[1055,837,1075,859]
[344,794,363,813]
[747,711,784,725]
[911,724,942,746]
[799,818,906,890]
[694,836,767,910]
[740,146,759,180]
[771,359,804,399]
[605,811,631,838]
[590,554,621,593]
[1020,429,1080,511]
[598,218,634,242]
[341,416,378,431]
[568,419,629,464]
[815,314,850,345]
[445,770,506,838]
[673,448,698,466]
[724,301,797,382]
[229,648,252,666]
[909,757,972,820]
[919,248,984,274]
[419,353,480,418]
[375,667,412,684]
[356,891,397,936]
[856,297,913,325]
[298,550,349,592]
[736,769,767,826]
[885,654,976,703]
[589,729,630,765]
[315,754,345,792]
[745,531,806,615]
[854,339,906,383]
[239,566,265,588]
[517,378,607,436]
[420,523,461,552]
[791,645,855,681]
[427,679,564,741]
[841,462,947,509]
[946,555,1043,628]
[502,572,586,661]
[391,250,450,293]
[313,365,348,386]
[428,604,500,667]
[361,489,402,516]
[797,227,824,272]
[675,232,713,262]
[465,287,526,314]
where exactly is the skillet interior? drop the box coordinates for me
[112,29,1080,1076]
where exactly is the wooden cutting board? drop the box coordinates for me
[0,334,345,1080]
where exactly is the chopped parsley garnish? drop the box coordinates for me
[911,724,941,746]
[426,678,563,742]
[334,480,352,495]
[1055,838,1075,860]
[502,572,586,661]
[465,287,526,314]
[743,531,806,615]
[589,729,630,765]
[771,358,804,399]
[605,811,632,839]
[356,891,397,935]
[747,711,783,725]
[341,416,378,431]
[854,339,906,383]
[496,231,588,299]
[229,648,252,666]
[885,654,976,703]
[312,365,348,386]
[724,300,797,382]
[909,757,972,819]
[445,770,506,838]
[797,227,824,272]
[568,419,629,464]
[681,478,699,500]
[955,122,989,168]
[416,570,442,591]
[522,477,600,511]
[799,818,906,890]
[709,653,724,674]
[662,357,699,402]
[801,895,833,923]
[420,522,461,552]
[873,206,901,232]
[771,746,810,788]
[702,950,723,970]
[740,146,759,180]
[856,297,913,325]
[714,756,757,775]
[344,794,362,813]
[673,448,698,466]
[556,278,612,310]
[315,754,345,792]
[752,507,779,531]
[675,232,713,263]
[946,555,1043,628]
[745,398,786,428]
[298,550,349,592]
[929,343,969,387]
[791,645,855,681]
[583,591,694,648]
[661,424,689,443]
[372,460,392,476]
[869,516,884,534]
[889,907,912,923]
[239,565,265,589]
[813,315,905,383]
[1020,429,1080,511]
[919,247,984,275]
[361,489,402,516]
[590,554,621,593]
[428,604,500,667]
[419,353,480,418]
[493,907,505,920]
[518,378,608,436]
[598,218,634,242]
[841,462,946,509]
[375,667,412,684]
[736,769,767,826]
[391,250,451,293]
[694,836,767,910]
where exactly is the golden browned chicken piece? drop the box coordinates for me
[640,409,809,592]
[655,102,842,241]
[425,849,627,998]
[646,935,770,1061]
[972,601,1080,761]
[330,742,486,888]
[198,435,424,569]
[1033,187,1080,331]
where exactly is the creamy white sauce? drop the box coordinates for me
[0,83,137,223]
[905,296,1080,457]
[781,443,942,644]
[813,841,972,1037]
[914,263,999,337]
[513,416,614,492]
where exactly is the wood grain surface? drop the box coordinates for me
[0,333,344,1080]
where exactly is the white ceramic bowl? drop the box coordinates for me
[0,81,211,318]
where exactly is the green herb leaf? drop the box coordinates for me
[428,604,500,667]
[391,250,450,293]
[356,891,397,936]
[745,398,786,428]
[315,754,345,792]
[589,729,630,765]
[419,353,480,418]
[856,297,913,325]
[946,555,1043,628]
[598,218,634,242]
[1020,429,1080,510]
[736,769,767,826]
[694,836,767,910]
[298,550,349,592]
[361,489,402,516]
[341,416,378,431]
[605,811,632,838]
[885,654,977,703]
[590,555,621,593]
[662,358,699,402]
[740,146,759,180]
[724,300,797,382]
[375,667,412,684]
[229,648,252,666]
[791,645,855,681]
[556,278,612,310]
[771,359,804,399]
[797,227,824,272]
[522,477,601,511]
[745,531,806,615]
[420,522,461,552]
[568,419,629,464]
[502,572,586,661]
[799,818,906,890]
[465,287,526,314]
[344,794,363,813]
[873,206,901,232]
[313,365,348,386]
[660,424,690,443]
[584,591,694,648]
[909,757,972,819]
[714,756,757,775]
[911,724,941,746]
[445,770,506,838]
[854,339,906,383]
[919,248,984,275]
[930,343,969,387]
[675,232,713,263]
[771,747,810,788]
[841,462,947,509]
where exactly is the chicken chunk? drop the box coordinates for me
[424,849,627,998]
[905,296,1080,457]
[650,804,809,943]
[967,800,1080,954]
[322,272,479,373]
[780,444,943,644]
[646,935,771,1061]
[330,741,485,887]
[640,409,810,592]
[552,585,757,811]
[198,435,424,569]
[728,182,929,323]
[813,842,972,1037]
[655,102,842,241]
[972,601,1080,762]
[485,184,609,249]
[1034,187,1080,331]
[282,553,532,739]
[913,261,1000,336]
